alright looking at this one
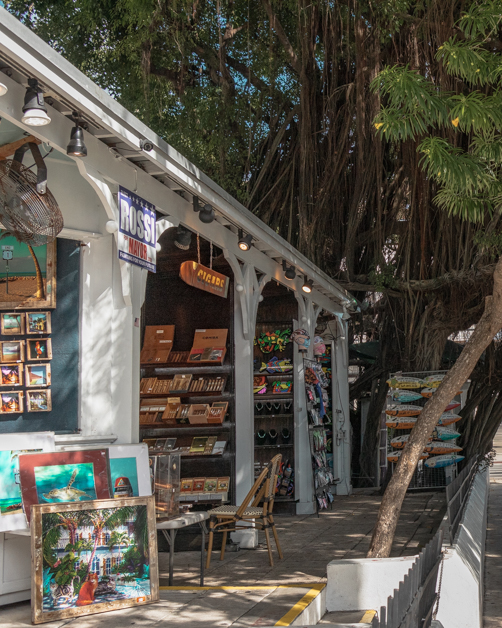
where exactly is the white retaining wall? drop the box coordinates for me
[435,468,489,628]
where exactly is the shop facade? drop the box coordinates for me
[0,7,353,604]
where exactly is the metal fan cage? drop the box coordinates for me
[0,159,63,246]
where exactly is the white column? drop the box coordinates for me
[332,317,352,495]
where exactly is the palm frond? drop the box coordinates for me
[436,38,496,86]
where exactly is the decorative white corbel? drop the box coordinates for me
[295,293,322,358]
[224,250,269,340]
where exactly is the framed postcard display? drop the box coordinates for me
[18,449,111,524]
[31,496,159,624]
[0,364,23,387]
[27,389,52,412]
[27,311,51,334]
[25,363,51,387]
[27,338,52,361]
[0,391,23,414]
[0,431,55,532]
[0,340,24,363]
[1,312,25,335]
[0,237,56,311]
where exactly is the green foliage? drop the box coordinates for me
[473,229,502,259]
[111,544,142,578]
[372,0,502,223]
[368,264,398,291]
[50,551,78,586]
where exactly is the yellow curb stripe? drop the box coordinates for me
[159,584,318,591]
[361,610,377,623]
[274,584,325,626]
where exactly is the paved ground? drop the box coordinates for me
[484,427,502,628]
[1,491,445,628]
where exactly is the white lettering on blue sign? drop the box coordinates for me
[117,186,157,273]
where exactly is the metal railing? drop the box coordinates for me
[445,457,477,542]
[371,530,444,628]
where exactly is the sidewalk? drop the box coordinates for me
[2,491,445,628]
[484,428,502,628]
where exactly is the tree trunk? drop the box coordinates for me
[27,245,45,300]
[367,256,502,558]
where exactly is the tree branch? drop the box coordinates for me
[261,0,301,74]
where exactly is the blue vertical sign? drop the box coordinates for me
[117,187,157,273]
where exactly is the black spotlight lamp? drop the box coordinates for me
[21,78,51,126]
[302,276,313,293]
[282,260,296,280]
[193,197,215,224]
[238,230,252,252]
[174,225,192,250]
[67,112,87,157]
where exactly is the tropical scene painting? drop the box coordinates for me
[1,364,22,386]
[0,449,40,515]
[26,364,50,387]
[109,458,139,498]
[40,504,151,614]
[34,463,98,504]
[0,234,47,306]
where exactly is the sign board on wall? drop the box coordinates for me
[180,261,229,298]
[117,186,157,272]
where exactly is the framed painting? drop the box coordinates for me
[25,363,51,387]
[0,431,55,532]
[0,235,56,310]
[0,391,23,414]
[0,364,23,387]
[0,340,24,363]
[0,312,25,335]
[27,311,51,334]
[31,496,159,624]
[27,338,52,361]
[107,444,152,499]
[27,389,52,412]
[18,450,111,524]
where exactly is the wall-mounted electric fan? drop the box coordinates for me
[0,142,63,246]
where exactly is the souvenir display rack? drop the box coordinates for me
[140,228,236,509]
[303,357,335,512]
[253,283,299,513]
[385,370,464,489]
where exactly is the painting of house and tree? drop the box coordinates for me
[31,497,158,624]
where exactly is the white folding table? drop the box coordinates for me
[157,512,209,586]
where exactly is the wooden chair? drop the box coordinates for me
[206,454,283,568]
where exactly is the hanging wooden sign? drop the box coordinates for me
[179,261,229,298]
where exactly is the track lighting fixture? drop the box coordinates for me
[0,82,7,97]
[67,112,87,157]
[193,197,215,224]
[174,225,192,250]
[282,260,296,280]
[302,276,313,293]
[238,230,252,252]
[21,78,51,126]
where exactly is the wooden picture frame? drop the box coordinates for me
[27,389,52,412]
[0,390,23,413]
[0,238,56,311]
[0,340,24,363]
[0,363,23,387]
[31,496,159,624]
[25,363,51,387]
[27,338,52,361]
[0,312,25,335]
[26,311,52,334]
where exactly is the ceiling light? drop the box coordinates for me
[174,225,192,250]
[282,260,296,280]
[238,231,252,252]
[67,116,87,157]
[21,78,51,126]
[302,276,313,293]
[193,197,215,224]
[0,82,7,97]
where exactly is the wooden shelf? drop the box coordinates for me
[253,393,293,400]
[255,444,293,449]
[140,422,234,435]
[144,364,233,375]
[254,414,293,419]
[141,360,228,369]
[141,391,230,399]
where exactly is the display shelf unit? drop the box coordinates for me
[253,288,297,514]
[140,228,236,508]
